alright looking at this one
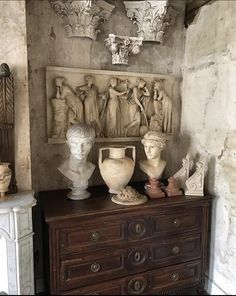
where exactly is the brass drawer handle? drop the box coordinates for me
[134,280,142,291]
[171,272,180,282]
[134,251,141,262]
[90,263,101,273]
[90,231,100,241]
[172,246,180,255]
[172,218,181,227]
[135,223,142,234]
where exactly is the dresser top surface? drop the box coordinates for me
[40,183,212,223]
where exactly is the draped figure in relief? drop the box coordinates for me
[76,75,101,137]
[153,79,172,133]
[105,77,129,137]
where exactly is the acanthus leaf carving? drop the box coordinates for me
[124,0,178,44]
[49,0,115,40]
[104,34,143,65]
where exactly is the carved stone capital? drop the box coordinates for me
[104,34,143,65]
[124,0,178,43]
[49,0,115,40]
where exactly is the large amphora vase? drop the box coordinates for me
[0,163,12,198]
[99,145,136,194]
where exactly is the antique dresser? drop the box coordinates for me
[41,184,211,295]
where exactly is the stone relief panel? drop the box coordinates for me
[46,66,175,143]
[49,0,115,40]
[124,0,178,43]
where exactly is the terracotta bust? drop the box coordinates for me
[139,131,167,180]
[58,123,95,200]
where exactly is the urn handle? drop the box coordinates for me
[125,146,136,163]
[98,147,109,166]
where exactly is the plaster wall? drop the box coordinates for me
[181,1,236,294]
[26,0,185,192]
[0,0,31,191]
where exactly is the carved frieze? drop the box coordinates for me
[104,34,143,65]
[124,0,178,43]
[46,66,175,143]
[49,0,115,40]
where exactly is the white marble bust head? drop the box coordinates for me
[58,123,96,200]
[66,123,95,161]
[139,131,167,180]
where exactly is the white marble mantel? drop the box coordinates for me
[0,192,36,295]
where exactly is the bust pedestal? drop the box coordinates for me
[0,192,36,295]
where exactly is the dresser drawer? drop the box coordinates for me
[151,234,201,266]
[125,234,201,271]
[150,260,201,293]
[63,260,201,295]
[59,220,124,254]
[59,248,125,291]
[59,233,201,291]
[152,207,202,235]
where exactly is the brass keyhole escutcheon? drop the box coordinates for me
[135,251,141,262]
[135,223,141,234]
[134,280,141,291]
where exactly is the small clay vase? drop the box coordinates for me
[0,163,12,198]
[145,178,165,199]
[164,176,183,197]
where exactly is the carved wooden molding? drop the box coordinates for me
[49,0,115,40]
[104,34,143,65]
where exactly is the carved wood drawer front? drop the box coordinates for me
[59,249,125,291]
[59,222,123,254]
[153,207,202,235]
[126,247,149,270]
[150,260,201,293]
[63,261,201,295]
[151,234,201,266]
[127,218,150,240]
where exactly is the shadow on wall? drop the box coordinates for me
[164,132,192,179]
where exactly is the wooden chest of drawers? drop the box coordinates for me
[41,184,211,295]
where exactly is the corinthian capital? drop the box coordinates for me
[104,34,143,65]
[49,0,115,40]
[124,0,178,44]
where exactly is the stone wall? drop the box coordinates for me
[181,1,236,294]
[0,0,31,191]
[26,0,185,192]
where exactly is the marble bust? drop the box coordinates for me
[58,123,95,200]
[139,131,167,180]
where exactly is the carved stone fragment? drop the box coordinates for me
[173,153,190,192]
[49,0,115,40]
[104,34,143,65]
[124,0,178,43]
[185,161,205,196]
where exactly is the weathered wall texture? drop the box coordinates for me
[26,0,185,192]
[0,1,31,191]
[181,1,236,294]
